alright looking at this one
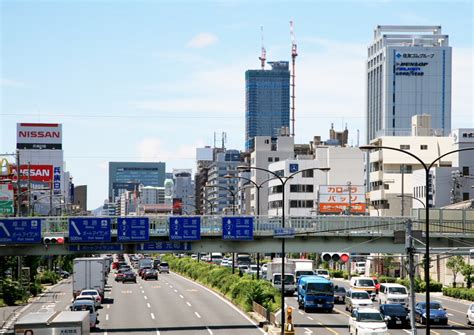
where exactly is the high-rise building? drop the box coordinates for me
[172,169,194,214]
[108,162,166,201]
[245,61,290,151]
[366,25,451,142]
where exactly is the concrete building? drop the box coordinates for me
[73,185,87,213]
[108,162,166,201]
[139,185,165,205]
[194,146,215,214]
[172,169,194,215]
[245,61,290,151]
[366,25,451,143]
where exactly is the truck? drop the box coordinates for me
[138,258,153,270]
[288,258,315,280]
[236,253,251,266]
[297,275,335,312]
[14,311,90,335]
[266,259,296,295]
[73,257,106,299]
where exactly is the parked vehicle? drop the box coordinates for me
[467,303,474,325]
[79,289,101,308]
[143,269,158,280]
[73,257,106,299]
[297,275,334,312]
[348,308,388,335]
[266,259,296,295]
[122,271,137,283]
[345,289,374,312]
[289,259,314,281]
[378,283,409,307]
[334,286,347,304]
[14,311,90,335]
[350,277,377,300]
[379,304,410,328]
[414,301,448,325]
[70,300,98,329]
[158,262,169,273]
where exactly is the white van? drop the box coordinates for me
[378,283,409,307]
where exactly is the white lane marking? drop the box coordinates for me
[106,314,109,321]
[64,306,69,310]
[402,330,411,334]
[147,303,151,308]
[144,295,148,300]
[174,289,178,293]
[451,331,466,335]
[304,328,313,334]
[156,330,160,335]
[307,316,314,320]
[142,290,145,294]
[107,304,110,309]
[169,285,173,288]
[150,313,155,320]
[447,313,454,316]
[298,310,304,315]
[207,327,213,335]
[195,312,201,318]
[179,294,184,299]
[186,302,192,307]
[172,272,266,334]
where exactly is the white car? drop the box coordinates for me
[79,289,102,308]
[70,300,97,329]
[349,308,388,335]
[315,268,330,279]
[345,290,374,312]
[467,303,474,325]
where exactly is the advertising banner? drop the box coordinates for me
[319,185,366,214]
[10,165,53,182]
[16,123,62,149]
[0,184,14,215]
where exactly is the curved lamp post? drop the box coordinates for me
[360,144,474,335]
[396,194,426,209]
[237,165,330,334]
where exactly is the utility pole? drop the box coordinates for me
[406,219,417,335]
[16,150,21,216]
[401,164,405,216]
[347,181,352,214]
[27,162,31,216]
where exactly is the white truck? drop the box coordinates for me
[288,258,315,280]
[73,257,106,299]
[14,311,90,335]
[266,259,296,295]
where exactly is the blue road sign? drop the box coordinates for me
[222,217,253,240]
[69,218,111,242]
[169,217,201,241]
[138,242,191,251]
[274,227,296,238]
[0,218,42,244]
[118,217,150,242]
[69,244,123,252]
[289,163,299,173]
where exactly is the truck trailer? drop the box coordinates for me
[14,311,90,335]
[72,257,106,298]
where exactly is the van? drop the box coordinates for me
[70,300,97,329]
[315,269,330,279]
[350,277,377,300]
[378,283,409,307]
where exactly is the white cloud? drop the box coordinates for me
[187,32,218,48]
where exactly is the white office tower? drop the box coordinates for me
[173,169,194,215]
[366,25,451,142]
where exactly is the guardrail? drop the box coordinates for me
[29,214,474,237]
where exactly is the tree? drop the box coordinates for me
[461,263,474,289]
[446,256,465,288]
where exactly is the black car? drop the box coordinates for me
[379,304,410,328]
[122,271,137,283]
[143,269,158,280]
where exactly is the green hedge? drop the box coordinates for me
[378,276,397,283]
[443,287,474,301]
[37,271,60,285]
[1,279,28,306]
[394,278,443,293]
[163,256,281,312]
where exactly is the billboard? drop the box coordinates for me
[0,184,14,215]
[10,165,53,182]
[319,185,366,214]
[17,123,62,150]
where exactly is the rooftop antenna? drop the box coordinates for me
[259,25,266,70]
[290,20,298,137]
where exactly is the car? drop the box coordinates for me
[139,267,152,277]
[74,295,96,305]
[238,264,249,273]
[191,254,198,260]
[143,269,158,280]
[79,289,101,308]
[115,272,125,282]
[348,308,388,335]
[158,262,169,274]
[379,304,410,328]
[246,264,258,275]
[315,269,330,279]
[467,303,474,325]
[414,301,448,325]
[378,283,409,307]
[334,286,347,304]
[350,277,377,300]
[153,259,161,269]
[122,271,137,283]
[70,300,98,329]
[345,289,374,312]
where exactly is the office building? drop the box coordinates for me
[245,61,290,151]
[366,25,451,142]
[139,185,166,205]
[72,185,87,213]
[173,169,194,215]
[108,162,166,201]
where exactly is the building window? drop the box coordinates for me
[420,145,428,150]
[275,157,280,162]
[463,193,470,201]
[302,170,314,178]
[268,157,273,162]
[265,139,270,144]
[290,200,314,208]
[400,145,410,150]
[400,165,412,174]
[290,184,314,193]
[271,185,283,194]
[463,166,469,176]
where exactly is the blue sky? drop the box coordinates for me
[1,0,473,209]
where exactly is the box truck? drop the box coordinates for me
[73,257,106,298]
[266,259,296,295]
[14,311,90,335]
[288,258,315,280]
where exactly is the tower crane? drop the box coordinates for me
[259,25,266,70]
[290,20,298,137]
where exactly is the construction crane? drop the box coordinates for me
[290,20,298,137]
[259,25,266,70]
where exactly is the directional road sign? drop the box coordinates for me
[274,227,296,238]
[222,217,253,240]
[138,242,191,251]
[169,217,201,241]
[0,218,42,244]
[118,217,150,242]
[69,244,123,252]
[68,218,111,242]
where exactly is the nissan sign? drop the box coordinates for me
[17,123,62,149]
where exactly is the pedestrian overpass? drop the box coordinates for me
[0,209,473,256]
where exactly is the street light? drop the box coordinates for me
[360,144,474,335]
[396,194,426,209]
[187,195,217,215]
[204,184,237,215]
[237,164,330,333]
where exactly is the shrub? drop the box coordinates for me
[37,271,60,285]
[378,276,397,283]
[330,270,344,278]
[2,279,28,305]
[443,287,474,301]
[29,281,43,297]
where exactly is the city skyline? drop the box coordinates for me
[1,1,472,209]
